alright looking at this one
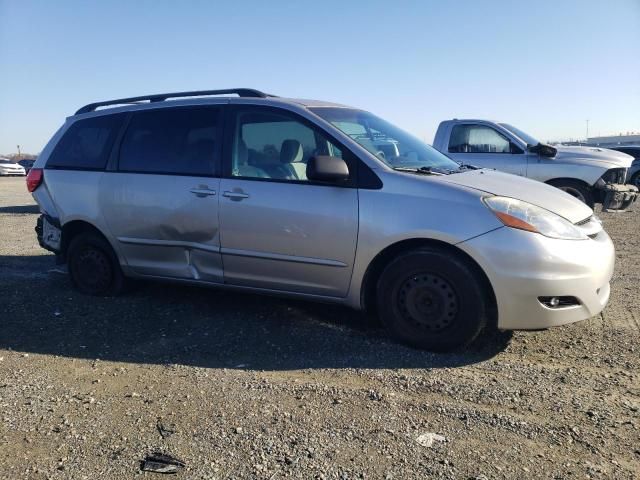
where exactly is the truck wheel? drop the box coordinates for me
[67,232,125,296]
[547,179,595,208]
[376,247,487,352]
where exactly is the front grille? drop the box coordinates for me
[574,215,602,238]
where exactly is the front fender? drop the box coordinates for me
[527,160,608,186]
[344,172,503,308]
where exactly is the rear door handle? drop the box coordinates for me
[190,188,217,197]
[223,191,250,200]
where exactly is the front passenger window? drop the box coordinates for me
[231,110,341,181]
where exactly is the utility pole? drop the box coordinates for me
[17,145,21,160]
[586,120,589,141]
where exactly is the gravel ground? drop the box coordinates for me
[0,176,638,479]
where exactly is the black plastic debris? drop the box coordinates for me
[156,421,176,439]
[141,452,185,475]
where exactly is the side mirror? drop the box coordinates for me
[306,156,349,183]
[529,143,557,158]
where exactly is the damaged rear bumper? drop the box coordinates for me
[598,183,638,212]
[35,214,62,253]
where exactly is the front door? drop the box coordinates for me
[100,106,224,282]
[446,123,528,176]
[218,106,359,297]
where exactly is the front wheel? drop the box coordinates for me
[376,247,489,352]
[547,179,595,208]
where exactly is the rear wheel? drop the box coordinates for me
[547,179,595,208]
[376,247,488,352]
[67,232,125,296]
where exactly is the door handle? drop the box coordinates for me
[190,188,217,197]
[222,191,250,200]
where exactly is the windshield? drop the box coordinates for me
[311,107,461,172]
[499,123,540,146]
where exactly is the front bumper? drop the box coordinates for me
[599,183,638,211]
[458,226,614,330]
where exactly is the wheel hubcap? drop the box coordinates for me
[74,247,111,291]
[397,273,459,332]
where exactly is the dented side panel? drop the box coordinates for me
[99,172,223,282]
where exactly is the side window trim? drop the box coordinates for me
[222,104,363,188]
[106,112,132,171]
[114,105,224,177]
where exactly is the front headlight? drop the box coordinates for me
[483,196,588,240]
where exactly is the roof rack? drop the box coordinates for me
[75,88,273,115]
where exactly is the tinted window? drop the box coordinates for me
[449,124,511,153]
[47,114,124,170]
[119,107,220,176]
[231,109,342,181]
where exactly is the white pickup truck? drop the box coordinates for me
[433,119,638,211]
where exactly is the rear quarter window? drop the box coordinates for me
[46,114,124,170]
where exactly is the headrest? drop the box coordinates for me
[280,139,303,164]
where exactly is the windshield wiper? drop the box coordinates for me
[456,163,480,171]
[393,166,447,176]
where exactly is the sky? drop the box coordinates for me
[1,0,639,154]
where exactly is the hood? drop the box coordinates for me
[553,146,633,168]
[439,169,593,223]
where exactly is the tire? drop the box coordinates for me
[67,232,125,296]
[376,247,488,352]
[547,179,595,208]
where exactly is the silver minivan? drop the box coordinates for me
[28,89,615,351]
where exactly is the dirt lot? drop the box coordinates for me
[0,176,638,479]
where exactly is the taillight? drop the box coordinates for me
[26,168,43,192]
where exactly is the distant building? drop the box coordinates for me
[584,133,640,147]
[561,133,640,147]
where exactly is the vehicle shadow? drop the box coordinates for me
[0,254,513,371]
[0,204,40,214]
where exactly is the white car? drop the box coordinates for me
[0,158,26,176]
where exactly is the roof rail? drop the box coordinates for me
[75,88,273,115]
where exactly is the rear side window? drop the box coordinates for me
[119,107,221,176]
[47,114,124,170]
